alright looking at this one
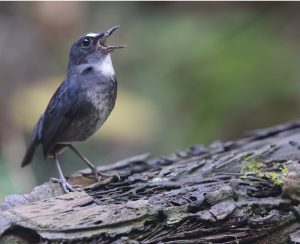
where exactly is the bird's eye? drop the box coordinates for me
[81,38,91,47]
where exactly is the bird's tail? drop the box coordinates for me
[21,140,38,167]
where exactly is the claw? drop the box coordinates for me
[52,154,83,193]
[91,168,121,182]
[67,144,121,186]
[51,177,82,193]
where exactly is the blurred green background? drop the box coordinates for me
[1,2,300,200]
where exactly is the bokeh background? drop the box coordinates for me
[1,2,300,200]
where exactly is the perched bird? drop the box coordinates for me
[21,26,125,192]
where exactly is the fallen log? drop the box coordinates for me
[1,120,300,243]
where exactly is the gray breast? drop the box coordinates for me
[63,78,117,142]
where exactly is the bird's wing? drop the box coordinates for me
[21,113,45,167]
[40,83,80,157]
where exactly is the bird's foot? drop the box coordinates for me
[51,177,82,193]
[92,169,121,182]
[84,167,121,185]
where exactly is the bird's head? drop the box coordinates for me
[68,26,125,67]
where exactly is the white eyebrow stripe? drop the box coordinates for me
[85,32,99,37]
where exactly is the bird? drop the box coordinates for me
[21,26,126,193]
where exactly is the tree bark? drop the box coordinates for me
[1,120,300,243]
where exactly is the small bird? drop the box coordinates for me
[21,26,125,192]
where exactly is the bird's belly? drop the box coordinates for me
[61,96,115,142]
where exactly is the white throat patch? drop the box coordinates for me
[98,55,115,77]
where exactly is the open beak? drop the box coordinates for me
[98,26,126,52]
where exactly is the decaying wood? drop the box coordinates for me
[1,120,300,243]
